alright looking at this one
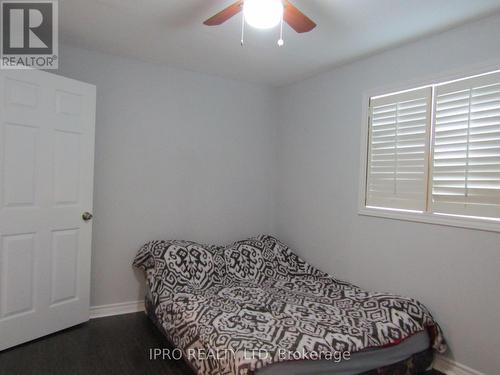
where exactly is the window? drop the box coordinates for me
[361,70,500,230]
[366,88,431,211]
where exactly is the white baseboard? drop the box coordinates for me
[434,354,485,375]
[89,300,144,319]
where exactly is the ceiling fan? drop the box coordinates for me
[203,0,316,46]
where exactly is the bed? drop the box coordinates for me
[133,235,446,375]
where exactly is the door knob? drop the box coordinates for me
[82,212,93,221]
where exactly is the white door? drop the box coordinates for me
[0,69,96,351]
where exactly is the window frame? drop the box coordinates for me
[358,63,500,233]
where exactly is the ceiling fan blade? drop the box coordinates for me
[283,0,316,33]
[203,1,244,26]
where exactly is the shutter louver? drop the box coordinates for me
[366,88,431,211]
[431,71,500,218]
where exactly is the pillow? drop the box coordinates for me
[223,234,327,283]
[133,240,227,294]
[224,238,266,282]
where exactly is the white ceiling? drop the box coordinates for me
[61,0,500,86]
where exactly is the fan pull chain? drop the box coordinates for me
[278,12,284,47]
[240,12,245,47]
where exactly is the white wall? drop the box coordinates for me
[275,14,500,375]
[56,45,276,307]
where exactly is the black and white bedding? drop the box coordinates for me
[133,235,446,375]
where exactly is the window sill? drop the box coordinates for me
[358,206,500,233]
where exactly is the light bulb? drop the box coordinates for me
[243,0,283,29]
[277,39,284,47]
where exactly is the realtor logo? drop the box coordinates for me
[1,0,58,69]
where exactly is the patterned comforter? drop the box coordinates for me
[133,235,446,375]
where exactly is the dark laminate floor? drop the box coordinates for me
[0,312,193,375]
[0,312,444,375]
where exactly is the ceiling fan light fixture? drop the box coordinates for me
[243,0,283,29]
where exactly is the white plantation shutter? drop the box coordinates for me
[366,88,432,211]
[431,71,500,218]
